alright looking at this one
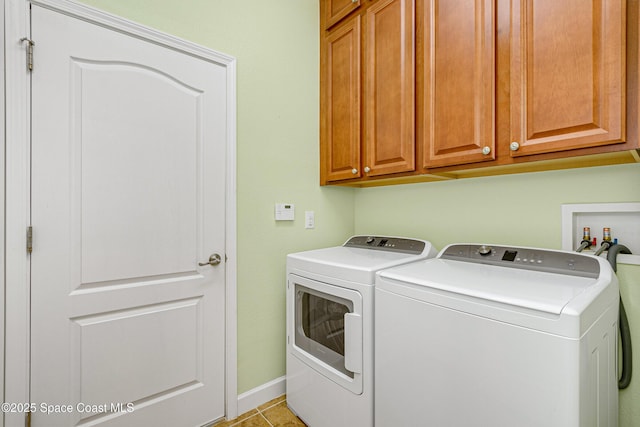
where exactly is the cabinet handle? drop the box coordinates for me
[510,141,520,151]
[364,166,371,173]
[481,146,491,155]
[351,168,358,175]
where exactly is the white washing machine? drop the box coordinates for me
[375,244,619,427]
[286,236,437,427]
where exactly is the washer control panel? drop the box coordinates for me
[441,244,600,278]
[344,236,426,255]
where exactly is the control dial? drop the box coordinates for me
[478,245,493,256]
[366,236,375,245]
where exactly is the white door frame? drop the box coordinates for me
[3,0,238,424]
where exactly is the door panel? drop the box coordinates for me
[325,0,361,29]
[31,5,226,426]
[75,60,200,284]
[420,0,495,168]
[321,16,362,182]
[364,0,415,177]
[72,298,202,406]
[510,0,625,156]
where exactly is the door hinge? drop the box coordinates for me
[20,37,35,71]
[27,226,33,253]
[25,411,31,427]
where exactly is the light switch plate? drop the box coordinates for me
[305,211,315,229]
[275,203,295,221]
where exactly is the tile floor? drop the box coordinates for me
[213,395,306,427]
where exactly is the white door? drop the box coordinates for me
[29,5,228,426]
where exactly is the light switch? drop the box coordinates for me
[305,211,315,229]
[275,203,295,221]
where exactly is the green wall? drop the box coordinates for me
[354,164,640,249]
[72,1,640,425]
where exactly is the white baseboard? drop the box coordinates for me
[237,376,286,416]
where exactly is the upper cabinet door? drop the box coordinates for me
[510,0,625,157]
[326,0,362,29]
[363,0,416,177]
[420,0,496,169]
[321,16,362,183]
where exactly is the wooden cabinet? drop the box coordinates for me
[508,0,625,158]
[418,0,496,169]
[325,0,361,29]
[320,0,636,186]
[321,0,415,184]
[364,0,415,177]
[420,0,626,171]
[321,16,362,182]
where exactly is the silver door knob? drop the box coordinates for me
[510,141,520,151]
[351,168,358,174]
[364,166,371,173]
[199,253,222,266]
[481,146,491,155]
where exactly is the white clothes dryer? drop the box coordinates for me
[375,243,619,427]
[286,236,437,427]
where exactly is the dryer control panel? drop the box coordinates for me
[441,244,600,278]
[344,236,426,255]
